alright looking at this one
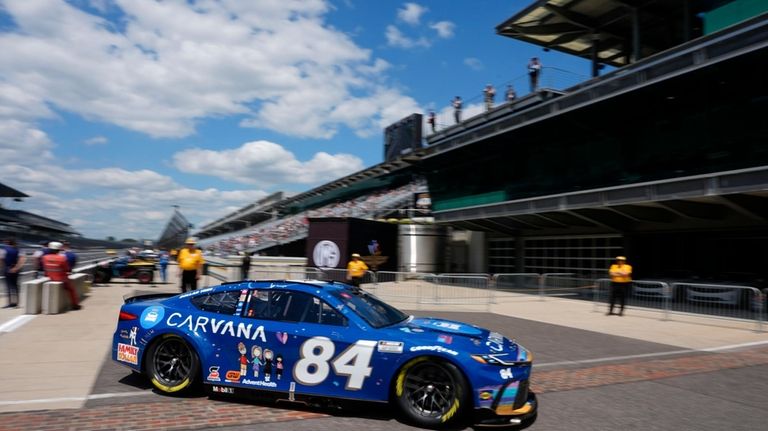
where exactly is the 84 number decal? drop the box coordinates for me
[294,337,376,390]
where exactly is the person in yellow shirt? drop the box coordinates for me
[608,256,633,316]
[178,238,205,292]
[346,253,368,287]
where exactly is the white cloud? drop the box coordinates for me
[385,25,430,49]
[84,136,108,145]
[1,162,268,240]
[172,140,365,186]
[0,0,415,140]
[430,21,455,38]
[397,3,427,25]
[464,57,484,71]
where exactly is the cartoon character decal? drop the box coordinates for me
[129,326,137,346]
[251,345,263,377]
[276,354,283,380]
[263,349,274,382]
[238,342,248,378]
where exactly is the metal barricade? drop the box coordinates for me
[425,274,492,309]
[670,282,764,330]
[539,273,589,300]
[249,266,324,282]
[371,271,431,306]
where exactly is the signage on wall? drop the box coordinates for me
[312,240,341,267]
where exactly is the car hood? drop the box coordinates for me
[389,316,529,360]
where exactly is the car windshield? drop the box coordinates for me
[330,288,408,328]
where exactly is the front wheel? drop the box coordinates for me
[93,268,111,284]
[394,357,469,428]
[146,334,199,394]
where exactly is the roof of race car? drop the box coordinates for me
[176,279,350,300]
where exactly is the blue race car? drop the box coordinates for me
[112,280,537,428]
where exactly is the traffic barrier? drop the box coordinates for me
[20,278,47,314]
[41,281,65,314]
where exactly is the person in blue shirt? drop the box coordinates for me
[158,248,170,283]
[62,241,77,271]
[113,250,132,277]
[1,238,26,308]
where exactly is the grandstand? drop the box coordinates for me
[156,207,193,250]
[1,181,81,244]
[195,0,768,286]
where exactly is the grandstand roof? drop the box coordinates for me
[0,208,79,234]
[497,0,711,67]
[0,182,28,198]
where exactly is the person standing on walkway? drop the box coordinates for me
[178,238,204,292]
[608,255,632,316]
[452,96,462,124]
[42,241,80,310]
[528,57,542,92]
[241,251,251,280]
[1,238,26,308]
[346,253,368,287]
[158,248,169,283]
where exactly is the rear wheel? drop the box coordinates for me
[137,270,154,284]
[146,334,199,394]
[394,357,468,428]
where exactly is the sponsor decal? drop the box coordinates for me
[413,319,481,335]
[241,379,278,388]
[140,306,165,329]
[166,313,267,342]
[437,334,453,344]
[225,370,241,382]
[377,340,404,354]
[500,368,514,379]
[211,385,234,394]
[399,327,424,334]
[117,343,139,365]
[477,386,501,409]
[409,345,458,356]
[179,287,213,299]
[207,366,221,382]
[129,326,138,346]
[486,332,505,352]
[119,329,130,340]
[276,332,288,344]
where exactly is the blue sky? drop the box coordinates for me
[0,0,591,240]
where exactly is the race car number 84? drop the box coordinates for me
[294,337,376,390]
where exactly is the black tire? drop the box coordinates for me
[93,268,111,284]
[146,334,199,394]
[394,357,469,428]
[137,270,154,284]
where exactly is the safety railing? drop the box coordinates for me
[592,279,765,331]
[425,274,492,308]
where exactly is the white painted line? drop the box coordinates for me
[536,340,768,369]
[700,340,768,352]
[0,315,35,333]
[0,390,151,406]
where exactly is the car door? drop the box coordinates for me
[237,287,380,401]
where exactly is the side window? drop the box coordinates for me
[245,290,346,326]
[190,291,240,314]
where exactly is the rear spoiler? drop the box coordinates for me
[123,292,177,304]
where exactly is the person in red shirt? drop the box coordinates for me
[42,241,81,310]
